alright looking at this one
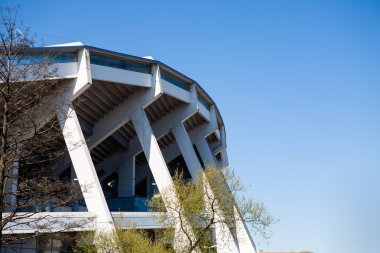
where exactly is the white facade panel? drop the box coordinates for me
[91,64,152,87]
[55,62,78,78]
[161,79,191,103]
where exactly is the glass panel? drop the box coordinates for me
[161,71,190,91]
[22,52,78,64]
[54,52,78,63]
[90,53,151,74]
[16,199,87,212]
[106,196,149,212]
[198,95,210,110]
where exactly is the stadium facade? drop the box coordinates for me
[1,42,256,253]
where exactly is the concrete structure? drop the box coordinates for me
[1,42,256,252]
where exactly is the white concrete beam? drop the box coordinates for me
[189,105,218,142]
[173,123,239,253]
[57,105,114,232]
[87,88,158,150]
[195,136,256,253]
[131,108,195,252]
[234,206,257,253]
[203,178,240,253]
[87,64,163,150]
[171,122,203,180]
[118,155,135,197]
[130,108,177,202]
[91,65,152,87]
[71,49,92,100]
[161,80,191,103]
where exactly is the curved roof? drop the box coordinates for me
[30,44,225,130]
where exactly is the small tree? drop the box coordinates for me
[148,166,277,253]
[76,166,276,252]
[74,227,173,253]
[0,7,87,247]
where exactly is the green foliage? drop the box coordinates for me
[76,166,276,253]
[148,166,277,252]
[74,227,173,253]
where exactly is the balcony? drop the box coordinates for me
[106,197,149,212]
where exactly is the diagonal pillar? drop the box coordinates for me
[173,123,239,253]
[172,122,203,180]
[234,206,257,253]
[130,107,180,205]
[88,64,163,150]
[57,105,114,232]
[131,108,196,252]
[194,138,216,167]
[195,138,256,253]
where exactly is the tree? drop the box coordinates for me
[148,166,277,253]
[75,166,276,252]
[74,227,173,253]
[0,7,86,247]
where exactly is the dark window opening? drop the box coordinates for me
[167,155,192,179]
[90,53,151,74]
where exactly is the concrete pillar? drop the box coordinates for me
[195,138,215,167]
[118,155,135,197]
[184,137,238,253]
[235,206,257,253]
[172,122,202,180]
[71,49,92,100]
[219,126,229,169]
[57,105,114,232]
[195,138,256,253]
[203,178,240,253]
[10,161,18,210]
[4,161,19,212]
[131,108,195,252]
[131,108,176,200]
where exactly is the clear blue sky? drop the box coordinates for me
[4,1,379,252]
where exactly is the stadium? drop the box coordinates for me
[2,42,255,253]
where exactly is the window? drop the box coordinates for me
[22,52,78,64]
[197,94,211,110]
[90,53,151,74]
[161,71,190,91]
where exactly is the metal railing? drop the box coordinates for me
[106,197,149,212]
[15,197,149,212]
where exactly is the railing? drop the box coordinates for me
[16,199,87,212]
[106,197,148,212]
[15,197,149,213]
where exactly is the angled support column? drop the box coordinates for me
[71,48,92,100]
[130,108,178,204]
[170,83,204,180]
[57,105,114,232]
[212,126,228,169]
[195,138,216,167]
[172,124,202,180]
[195,138,256,253]
[173,124,239,253]
[234,206,257,253]
[117,64,162,199]
[131,108,196,252]
[88,64,162,150]
[203,179,240,253]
